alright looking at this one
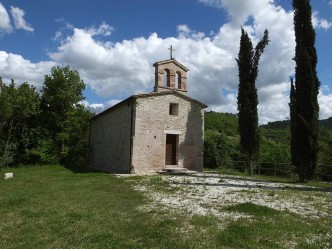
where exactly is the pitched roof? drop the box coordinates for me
[133,91,207,107]
[90,90,207,121]
[153,59,189,72]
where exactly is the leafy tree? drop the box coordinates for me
[204,130,239,168]
[259,138,292,177]
[318,130,332,179]
[205,111,238,136]
[40,66,92,165]
[0,79,14,168]
[58,105,94,166]
[204,133,222,168]
[236,28,269,175]
[0,79,40,167]
[291,0,320,182]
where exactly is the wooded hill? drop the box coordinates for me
[204,111,332,168]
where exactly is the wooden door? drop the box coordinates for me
[165,134,177,165]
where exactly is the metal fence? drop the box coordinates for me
[221,161,332,182]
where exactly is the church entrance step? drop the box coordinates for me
[158,167,197,175]
[164,167,187,172]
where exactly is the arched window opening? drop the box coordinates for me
[164,69,171,87]
[176,71,182,89]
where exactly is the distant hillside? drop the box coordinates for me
[319,117,332,129]
[260,120,290,130]
[260,117,332,130]
[204,111,332,165]
[204,111,238,136]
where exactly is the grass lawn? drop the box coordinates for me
[0,165,331,248]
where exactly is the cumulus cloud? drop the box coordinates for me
[10,6,34,32]
[312,11,332,30]
[0,3,12,33]
[81,98,123,114]
[319,91,332,119]
[87,22,114,36]
[318,85,332,119]
[51,21,75,42]
[199,0,274,27]
[1,1,332,123]
[198,0,223,9]
[0,51,55,88]
[44,2,329,123]
[177,24,205,40]
[81,100,105,113]
[49,25,153,98]
[258,83,291,124]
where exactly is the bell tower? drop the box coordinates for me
[153,46,189,95]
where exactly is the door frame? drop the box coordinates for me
[165,134,178,165]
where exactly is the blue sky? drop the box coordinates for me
[0,0,331,124]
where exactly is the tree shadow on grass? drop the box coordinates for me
[64,164,109,174]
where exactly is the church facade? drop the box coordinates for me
[89,57,207,174]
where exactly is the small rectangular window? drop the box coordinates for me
[169,103,179,116]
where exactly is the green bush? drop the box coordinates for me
[204,131,240,168]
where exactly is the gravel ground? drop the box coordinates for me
[133,172,332,221]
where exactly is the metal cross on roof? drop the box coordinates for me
[168,45,175,59]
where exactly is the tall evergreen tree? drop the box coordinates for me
[291,0,320,182]
[289,78,298,168]
[236,28,269,175]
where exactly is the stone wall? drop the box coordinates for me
[89,101,132,173]
[131,94,204,174]
[154,60,188,93]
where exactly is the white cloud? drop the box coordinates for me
[49,25,153,98]
[81,98,122,114]
[1,1,332,123]
[312,11,332,30]
[90,103,104,109]
[0,3,12,33]
[45,1,326,123]
[51,21,75,42]
[0,51,55,88]
[10,6,34,32]
[319,93,332,119]
[177,24,205,40]
[81,100,105,113]
[199,0,275,27]
[87,22,114,36]
[319,19,332,30]
[198,0,223,9]
[48,12,294,123]
[107,99,122,106]
[258,83,291,124]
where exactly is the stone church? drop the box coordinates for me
[89,54,207,174]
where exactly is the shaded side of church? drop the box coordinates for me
[89,58,207,174]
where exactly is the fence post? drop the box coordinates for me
[258,163,261,176]
[274,163,277,177]
[249,161,253,176]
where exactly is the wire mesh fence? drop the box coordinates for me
[221,161,332,182]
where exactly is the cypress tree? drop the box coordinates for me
[289,78,298,167]
[291,0,320,182]
[236,28,269,175]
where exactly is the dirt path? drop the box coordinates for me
[134,172,332,220]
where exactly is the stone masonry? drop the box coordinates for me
[89,58,207,174]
